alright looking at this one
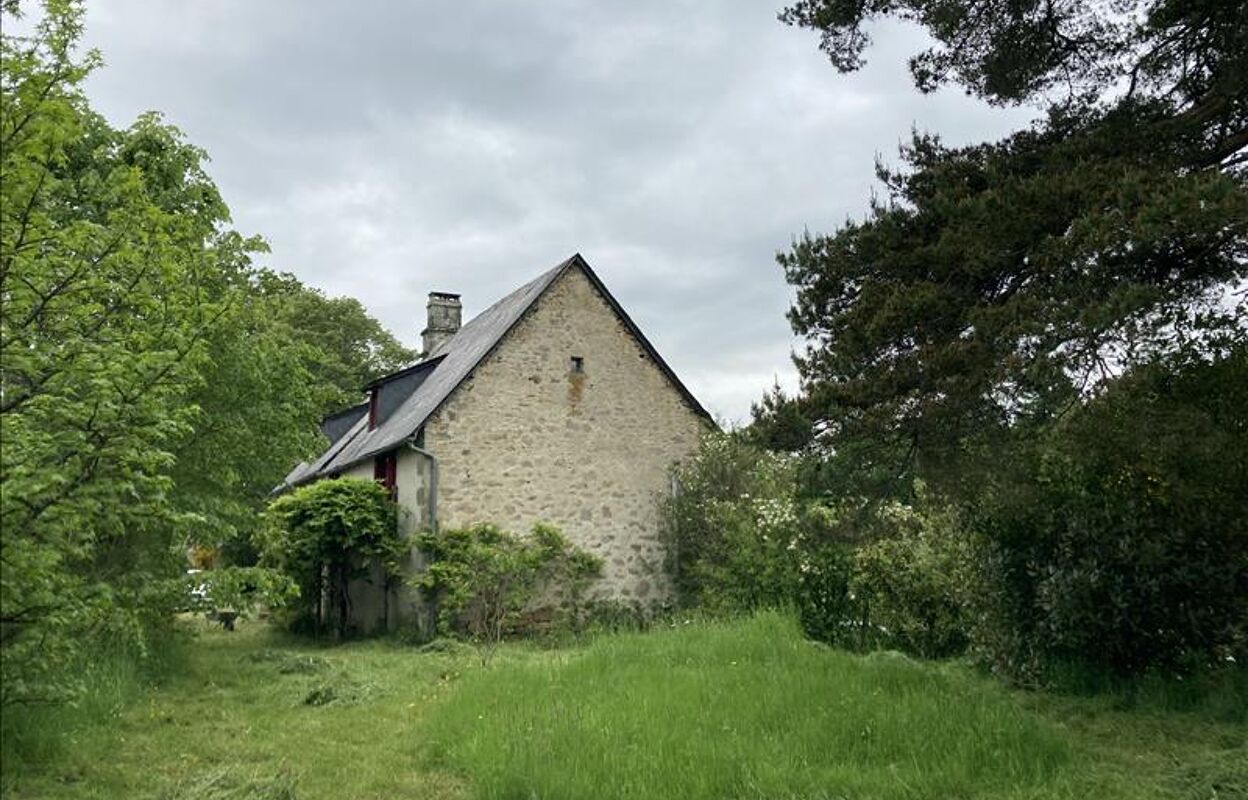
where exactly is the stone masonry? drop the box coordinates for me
[423,265,707,605]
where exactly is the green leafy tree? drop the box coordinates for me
[775,0,1247,486]
[1,1,238,705]
[1,0,404,705]
[260,478,404,640]
[74,113,335,566]
[254,270,416,414]
[168,278,332,564]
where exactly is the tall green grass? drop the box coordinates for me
[424,611,1072,799]
[0,629,186,785]
[1035,658,1248,724]
[4,614,1242,799]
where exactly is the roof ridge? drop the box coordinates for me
[424,256,574,360]
[283,252,708,486]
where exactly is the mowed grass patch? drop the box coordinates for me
[1,618,474,800]
[423,611,1073,800]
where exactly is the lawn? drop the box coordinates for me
[2,612,1244,799]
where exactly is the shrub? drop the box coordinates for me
[661,432,810,614]
[966,352,1248,679]
[259,478,404,640]
[850,500,969,658]
[661,429,964,656]
[793,540,859,645]
[415,522,601,662]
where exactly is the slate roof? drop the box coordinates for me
[279,253,711,490]
[320,402,368,444]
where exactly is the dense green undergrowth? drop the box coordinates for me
[1,632,188,773]
[2,614,1244,799]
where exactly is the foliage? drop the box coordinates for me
[183,567,299,623]
[774,0,1247,490]
[767,0,1248,678]
[790,539,856,644]
[0,0,410,708]
[778,118,1246,490]
[781,0,1248,139]
[260,478,404,640]
[661,431,813,613]
[746,381,815,453]
[964,351,1248,679]
[1,0,223,707]
[754,351,1248,675]
[194,268,416,569]
[251,270,415,415]
[850,498,968,658]
[166,275,331,567]
[662,432,966,658]
[415,522,602,661]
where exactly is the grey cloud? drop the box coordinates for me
[81,1,1036,423]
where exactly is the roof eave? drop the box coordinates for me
[568,253,715,425]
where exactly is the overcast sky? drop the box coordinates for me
[78,1,1035,423]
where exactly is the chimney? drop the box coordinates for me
[421,291,461,357]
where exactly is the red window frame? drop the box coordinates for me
[373,451,397,500]
[367,389,379,430]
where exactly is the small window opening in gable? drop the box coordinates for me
[570,356,585,374]
[367,389,379,430]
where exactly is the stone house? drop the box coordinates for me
[280,254,713,631]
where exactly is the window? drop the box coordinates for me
[373,451,397,500]
[570,355,585,374]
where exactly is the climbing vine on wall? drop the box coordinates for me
[260,479,404,640]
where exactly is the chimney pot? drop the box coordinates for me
[422,292,461,357]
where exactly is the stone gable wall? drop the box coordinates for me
[423,265,707,605]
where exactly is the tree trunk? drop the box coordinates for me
[312,566,322,639]
[382,564,391,635]
[333,563,349,641]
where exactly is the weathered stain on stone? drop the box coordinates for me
[567,371,586,406]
